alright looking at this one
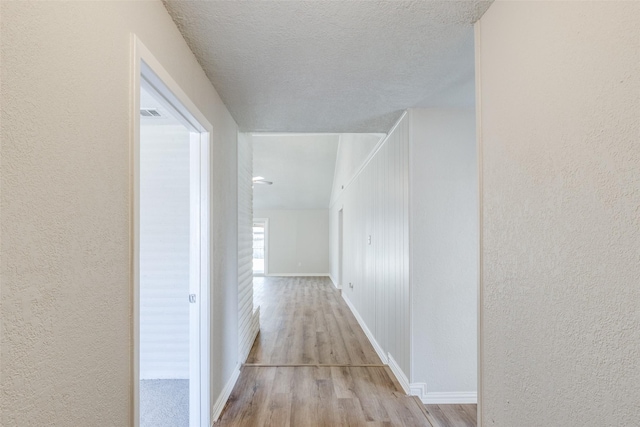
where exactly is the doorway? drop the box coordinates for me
[133,37,211,427]
[338,208,344,289]
[252,219,268,276]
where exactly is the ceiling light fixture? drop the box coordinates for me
[252,176,273,185]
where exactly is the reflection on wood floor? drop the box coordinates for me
[215,276,475,426]
[247,276,380,365]
[424,404,478,427]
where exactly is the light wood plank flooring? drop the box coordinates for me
[216,276,475,426]
[423,405,477,427]
[246,276,380,365]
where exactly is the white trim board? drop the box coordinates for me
[239,307,261,363]
[387,354,410,394]
[211,363,241,424]
[329,113,405,208]
[410,382,427,399]
[328,274,340,289]
[416,390,478,405]
[408,381,477,404]
[341,293,388,364]
[475,19,485,427]
[132,34,212,427]
[265,273,330,277]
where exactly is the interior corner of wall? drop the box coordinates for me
[409,382,428,401]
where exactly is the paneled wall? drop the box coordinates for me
[330,110,478,401]
[329,133,385,206]
[331,113,411,377]
[329,133,385,284]
[139,124,191,379]
[237,132,259,362]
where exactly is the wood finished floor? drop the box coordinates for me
[216,276,475,426]
[246,276,380,365]
[423,405,477,427]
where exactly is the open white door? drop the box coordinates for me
[133,36,211,427]
[188,132,201,426]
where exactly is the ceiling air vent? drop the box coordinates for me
[140,108,161,117]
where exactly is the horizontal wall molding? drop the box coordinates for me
[330,111,407,208]
[139,371,189,380]
[341,293,388,364]
[211,363,241,424]
[265,273,329,277]
[388,353,410,395]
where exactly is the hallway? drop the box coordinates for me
[216,277,473,426]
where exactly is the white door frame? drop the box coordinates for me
[338,208,344,289]
[475,22,484,427]
[253,218,269,276]
[132,35,211,427]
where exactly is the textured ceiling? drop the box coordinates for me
[162,0,492,133]
[252,134,340,210]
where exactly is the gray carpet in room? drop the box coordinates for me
[140,379,189,427]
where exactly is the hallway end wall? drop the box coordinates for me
[477,1,640,425]
[254,209,330,276]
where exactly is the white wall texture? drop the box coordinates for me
[254,209,330,275]
[139,124,191,379]
[237,132,259,362]
[409,109,477,395]
[477,1,640,425]
[0,1,239,425]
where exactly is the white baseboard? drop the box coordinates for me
[242,308,260,362]
[265,273,329,277]
[139,372,189,380]
[387,354,410,394]
[251,307,260,332]
[410,382,427,399]
[416,390,477,405]
[341,293,388,364]
[211,363,241,423]
[328,274,341,289]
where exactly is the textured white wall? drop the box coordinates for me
[139,124,191,379]
[237,132,259,362]
[0,1,239,425]
[254,210,330,275]
[477,1,640,425]
[409,108,477,394]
